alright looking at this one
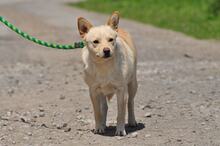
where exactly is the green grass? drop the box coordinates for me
[69,0,220,40]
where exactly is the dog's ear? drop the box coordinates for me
[77,17,93,38]
[107,11,120,31]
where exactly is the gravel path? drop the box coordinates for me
[0,0,220,146]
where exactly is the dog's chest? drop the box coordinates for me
[84,67,121,95]
[92,72,119,95]
[96,83,116,95]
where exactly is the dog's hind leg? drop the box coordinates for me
[127,76,138,127]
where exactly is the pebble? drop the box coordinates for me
[56,124,62,129]
[33,114,38,118]
[144,112,152,118]
[139,105,145,110]
[184,54,193,59]
[3,123,8,126]
[7,88,14,95]
[39,74,44,78]
[39,112,45,117]
[79,119,90,126]
[140,104,153,110]
[12,141,16,144]
[64,127,71,132]
[27,132,32,136]
[39,107,44,112]
[7,111,12,117]
[48,136,52,140]
[76,115,83,120]
[20,117,30,123]
[131,132,138,138]
[41,123,48,128]
[8,127,13,131]
[207,76,214,80]
[145,134,151,138]
[116,136,124,140]
[76,109,82,113]
[23,136,29,140]
[63,123,68,127]
[84,106,89,110]
[59,95,66,100]
[201,122,206,125]
[189,90,196,94]
[165,91,170,95]
[54,122,68,129]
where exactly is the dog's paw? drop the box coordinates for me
[128,121,138,127]
[94,126,106,134]
[115,129,126,136]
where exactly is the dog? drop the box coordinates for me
[77,11,138,136]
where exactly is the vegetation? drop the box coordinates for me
[69,0,220,39]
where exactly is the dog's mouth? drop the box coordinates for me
[95,52,113,60]
[103,54,111,58]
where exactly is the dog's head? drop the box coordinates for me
[77,11,120,61]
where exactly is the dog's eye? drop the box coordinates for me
[108,38,114,42]
[93,40,99,44]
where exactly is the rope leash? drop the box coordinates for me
[0,16,84,49]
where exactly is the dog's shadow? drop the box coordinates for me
[92,123,145,137]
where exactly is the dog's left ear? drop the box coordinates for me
[107,11,120,31]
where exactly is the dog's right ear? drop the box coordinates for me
[77,17,93,38]
[107,11,120,31]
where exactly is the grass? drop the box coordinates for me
[68,0,220,40]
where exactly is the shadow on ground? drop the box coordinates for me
[92,123,145,137]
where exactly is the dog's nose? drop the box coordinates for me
[103,47,111,58]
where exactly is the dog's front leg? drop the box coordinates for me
[100,95,108,129]
[115,87,128,136]
[89,88,105,134]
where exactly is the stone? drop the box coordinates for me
[144,112,152,118]
[20,117,30,123]
[116,136,124,140]
[27,132,32,136]
[8,127,13,131]
[7,88,14,95]
[63,123,68,127]
[76,109,82,113]
[39,107,44,112]
[64,127,71,132]
[23,136,29,140]
[59,95,66,100]
[189,90,196,94]
[145,134,151,138]
[39,112,45,117]
[131,132,138,138]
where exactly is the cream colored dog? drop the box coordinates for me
[77,11,137,136]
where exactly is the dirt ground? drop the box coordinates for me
[0,0,220,146]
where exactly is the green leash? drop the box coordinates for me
[0,16,84,49]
